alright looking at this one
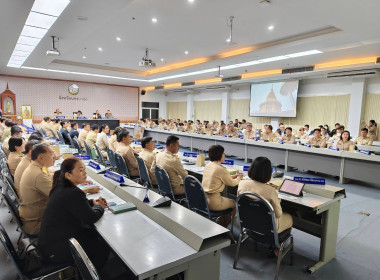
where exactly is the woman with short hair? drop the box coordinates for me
[7,136,25,176]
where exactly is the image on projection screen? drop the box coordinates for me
[249,80,299,117]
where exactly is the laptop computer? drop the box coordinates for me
[279,179,305,197]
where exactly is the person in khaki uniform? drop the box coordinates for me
[296,127,309,140]
[261,125,276,142]
[1,120,13,143]
[85,124,99,148]
[353,128,373,146]
[3,125,23,156]
[116,130,139,177]
[238,157,293,234]
[239,119,247,130]
[96,124,110,158]
[167,120,177,130]
[19,144,56,235]
[202,145,242,227]
[321,127,330,142]
[150,120,157,128]
[330,126,344,142]
[40,117,54,138]
[7,137,25,177]
[14,140,41,196]
[364,120,377,140]
[243,123,256,139]
[151,136,188,195]
[185,122,194,133]
[226,124,239,138]
[217,123,228,135]
[78,123,90,149]
[307,128,327,148]
[280,127,296,144]
[139,137,157,185]
[109,127,123,151]
[336,130,355,151]
[204,124,214,135]
[159,120,168,130]
[53,120,61,133]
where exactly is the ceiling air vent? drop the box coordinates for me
[282,66,314,74]
[222,76,242,82]
[327,69,378,79]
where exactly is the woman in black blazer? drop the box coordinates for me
[38,157,109,270]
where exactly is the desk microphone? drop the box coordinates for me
[119,184,172,207]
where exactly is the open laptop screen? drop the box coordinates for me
[279,179,305,197]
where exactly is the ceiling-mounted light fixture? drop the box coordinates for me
[46,36,60,56]
[226,16,237,45]
[215,66,223,78]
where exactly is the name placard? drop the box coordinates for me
[293,176,325,185]
[222,159,234,165]
[278,140,284,144]
[134,141,142,145]
[88,160,101,170]
[328,146,339,151]
[56,116,66,119]
[104,170,125,183]
[243,166,250,171]
[76,116,86,119]
[304,143,311,148]
[74,155,91,160]
[359,150,371,155]
[183,152,198,157]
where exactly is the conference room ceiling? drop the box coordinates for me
[1,0,380,87]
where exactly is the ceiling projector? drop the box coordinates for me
[46,36,60,56]
[139,48,156,67]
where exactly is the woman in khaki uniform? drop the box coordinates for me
[7,137,25,176]
[364,120,377,140]
[109,127,123,151]
[336,130,355,151]
[237,157,293,233]
[202,145,242,227]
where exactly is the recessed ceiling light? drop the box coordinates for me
[116,37,121,41]
[98,47,102,51]
[160,58,164,62]
[184,51,189,55]
[82,55,86,59]
[268,25,274,30]
[152,17,158,23]
[188,0,195,3]
[226,38,231,43]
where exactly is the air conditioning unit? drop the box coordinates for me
[204,85,231,90]
[327,69,379,79]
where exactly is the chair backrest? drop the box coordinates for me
[107,148,117,168]
[236,192,279,247]
[1,165,14,187]
[57,131,65,145]
[1,191,24,231]
[183,175,210,218]
[68,135,75,148]
[0,223,25,279]
[72,137,84,154]
[114,152,130,178]
[0,175,19,207]
[50,128,58,140]
[154,165,175,200]
[69,238,100,280]
[39,127,46,137]
[94,144,105,165]
[84,141,94,159]
[136,155,152,188]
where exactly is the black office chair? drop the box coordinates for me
[94,144,110,166]
[114,152,130,178]
[0,222,73,280]
[72,137,84,154]
[49,128,59,141]
[183,175,233,222]
[57,131,66,145]
[68,135,75,149]
[69,238,100,280]
[107,148,117,170]
[39,127,47,137]
[1,162,15,187]
[233,193,294,280]
[1,174,20,207]
[136,155,157,191]
[154,165,186,203]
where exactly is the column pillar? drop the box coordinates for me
[221,91,230,123]
[347,78,366,137]
[187,92,194,121]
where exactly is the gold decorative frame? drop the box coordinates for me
[20,105,33,119]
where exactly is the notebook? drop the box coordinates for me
[109,202,137,214]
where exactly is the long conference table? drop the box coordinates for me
[53,118,120,130]
[123,125,380,186]
[85,167,231,280]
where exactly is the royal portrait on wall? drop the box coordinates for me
[21,105,32,119]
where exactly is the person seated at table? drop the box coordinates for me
[238,157,293,234]
[194,122,204,134]
[53,109,63,118]
[159,119,168,130]
[78,123,90,149]
[3,125,23,156]
[280,127,296,144]
[276,123,286,137]
[226,123,239,138]
[321,127,330,142]
[353,128,373,146]
[296,127,308,140]
[28,131,44,142]
[202,145,242,227]
[52,119,60,133]
[7,136,25,177]
[363,119,377,140]
[151,136,188,195]
[1,120,14,143]
[76,110,83,116]
[139,137,157,185]
[14,140,41,196]
[116,130,139,178]
[330,126,344,142]
[239,119,247,130]
[261,125,276,142]
[96,124,110,158]
[336,130,355,151]
[40,117,54,138]
[307,128,327,148]
[213,121,220,131]
[185,121,194,133]
[69,122,79,139]
[167,119,177,130]
[104,109,113,119]
[38,157,109,271]
[177,122,185,132]
[59,121,71,145]
[85,124,99,148]
[204,123,214,135]
[243,123,255,139]
[217,122,228,136]
[149,120,157,128]
[109,126,122,151]
[304,124,311,135]
[94,110,101,119]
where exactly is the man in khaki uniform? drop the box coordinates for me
[364,120,377,140]
[280,127,296,144]
[14,140,41,196]
[151,135,188,195]
[19,144,56,235]
[307,128,327,148]
[204,124,214,135]
[217,123,228,135]
[78,123,90,149]
[167,120,177,130]
[53,120,61,133]
[139,137,157,185]
[40,117,54,138]
[331,126,343,142]
[354,128,373,146]
[226,124,239,138]
[159,120,168,130]
[185,122,194,133]
[243,123,255,139]
[239,119,247,130]
[85,124,99,148]
[1,120,13,143]
[296,127,309,140]
[261,125,276,142]
[116,130,139,177]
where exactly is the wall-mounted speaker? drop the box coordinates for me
[141,89,146,95]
